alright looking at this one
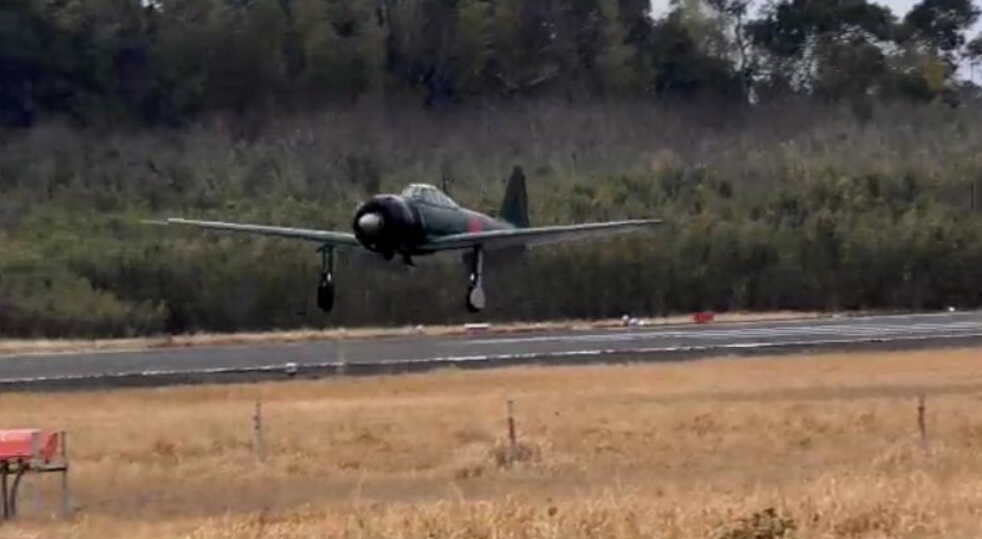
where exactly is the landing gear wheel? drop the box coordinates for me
[317,271,334,313]
[466,279,485,313]
[464,246,486,313]
[317,247,335,313]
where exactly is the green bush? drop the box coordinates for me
[2,99,981,338]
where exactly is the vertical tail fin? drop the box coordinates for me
[498,165,530,228]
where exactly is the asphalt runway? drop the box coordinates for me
[1,310,981,391]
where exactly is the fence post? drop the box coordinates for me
[253,401,266,462]
[507,399,517,464]
[61,431,69,518]
[917,393,928,453]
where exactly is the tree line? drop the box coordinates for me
[2,0,982,127]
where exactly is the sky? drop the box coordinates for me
[647,0,982,81]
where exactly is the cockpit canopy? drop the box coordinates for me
[400,183,459,208]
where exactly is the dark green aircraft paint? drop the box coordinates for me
[150,166,662,313]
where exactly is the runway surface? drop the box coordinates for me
[1,310,981,390]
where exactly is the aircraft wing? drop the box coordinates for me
[422,219,662,251]
[145,218,362,249]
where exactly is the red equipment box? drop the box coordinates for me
[693,311,716,324]
[0,429,63,463]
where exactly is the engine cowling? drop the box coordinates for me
[351,195,425,255]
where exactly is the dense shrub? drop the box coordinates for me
[2,99,981,337]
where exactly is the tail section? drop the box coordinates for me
[498,165,530,228]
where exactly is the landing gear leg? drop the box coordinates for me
[317,247,335,313]
[465,246,485,313]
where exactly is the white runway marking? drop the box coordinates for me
[456,320,982,346]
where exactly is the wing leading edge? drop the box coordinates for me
[147,217,662,252]
[422,219,663,251]
[150,218,362,248]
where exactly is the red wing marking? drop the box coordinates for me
[468,217,483,232]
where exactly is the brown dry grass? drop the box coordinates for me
[0,310,829,356]
[2,346,982,538]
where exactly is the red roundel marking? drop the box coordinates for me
[468,217,482,232]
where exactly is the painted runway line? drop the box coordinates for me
[457,320,982,345]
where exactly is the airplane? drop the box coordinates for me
[147,166,662,313]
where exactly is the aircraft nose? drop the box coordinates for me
[357,212,383,235]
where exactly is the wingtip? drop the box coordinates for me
[142,217,188,225]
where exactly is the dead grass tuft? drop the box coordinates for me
[832,505,898,537]
[713,508,798,539]
[453,437,550,480]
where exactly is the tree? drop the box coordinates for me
[294,0,383,101]
[644,5,745,100]
[880,0,980,104]
[746,0,896,100]
[451,0,494,95]
[902,0,981,60]
[705,0,755,90]
[594,0,641,94]
[0,0,57,126]
[966,32,982,78]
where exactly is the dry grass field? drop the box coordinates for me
[1,346,982,538]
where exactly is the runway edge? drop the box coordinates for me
[1,331,981,393]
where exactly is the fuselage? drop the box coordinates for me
[351,188,514,258]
